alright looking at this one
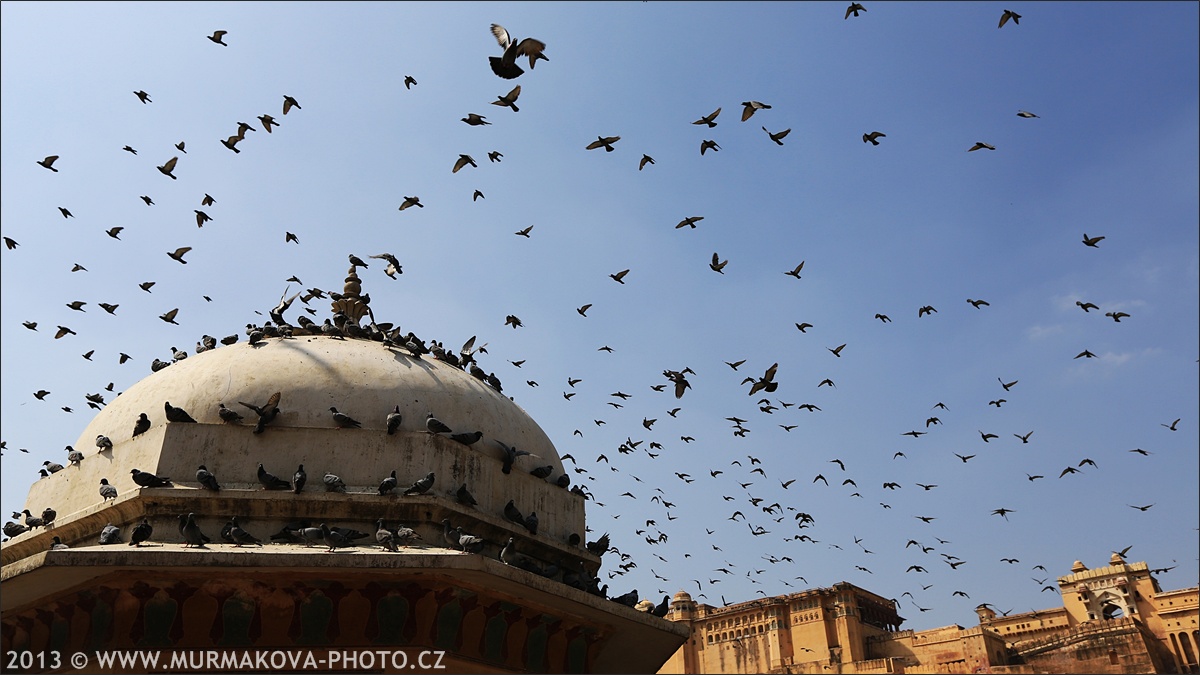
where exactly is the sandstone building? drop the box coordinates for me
[659,554,1197,674]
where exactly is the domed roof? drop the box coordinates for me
[79,336,559,466]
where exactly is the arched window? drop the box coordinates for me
[1102,603,1124,620]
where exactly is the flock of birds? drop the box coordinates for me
[2,4,1194,632]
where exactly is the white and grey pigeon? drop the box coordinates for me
[426,412,452,435]
[323,472,347,493]
[66,445,84,465]
[330,407,362,429]
[99,478,118,501]
[96,434,114,452]
[99,522,123,545]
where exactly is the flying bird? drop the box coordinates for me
[157,156,178,179]
[700,139,720,155]
[462,113,491,126]
[999,9,1021,28]
[488,24,548,79]
[828,344,846,357]
[968,142,996,152]
[515,225,534,237]
[195,210,212,227]
[1161,418,1180,431]
[693,107,721,127]
[403,74,417,89]
[676,216,704,229]
[1105,311,1130,322]
[968,298,990,308]
[207,30,228,45]
[639,154,655,170]
[610,269,630,284]
[1017,110,1040,118]
[283,95,301,114]
[167,247,192,264]
[1082,233,1105,247]
[38,155,60,172]
[862,131,885,145]
[492,85,521,111]
[710,252,728,273]
[845,3,865,19]
[452,154,477,173]
[762,127,791,145]
[258,114,279,132]
[741,101,771,121]
[586,136,621,152]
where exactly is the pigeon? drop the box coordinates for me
[99,478,118,501]
[258,114,279,132]
[257,463,292,490]
[218,403,244,424]
[741,100,772,121]
[1082,233,1105,247]
[450,430,483,446]
[426,412,452,435]
[240,392,281,433]
[50,536,69,550]
[66,446,84,465]
[504,499,526,525]
[403,471,435,496]
[196,465,221,491]
[586,136,621,152]
[462,113,491,126]
[99,522,123,545]
[845,3,865,19]
[524,512,539,536]
[96,434,114,452]
[456,526,485,553]
[452,154,477,173]
[693,107,721,127]
[293,464,307,493]
[639,154,655,170]
[530,465,554,480]
[395,195,425,213]
[283,95,301,115]
[492,84,521,111]
[329,407,362,429]
[763,127,791,145]
[404,75,417,89]
[320,523,355,552]
[207,30,228,45]
[129,518,153,547]
[497,440,530,474]
[323,473,347,493]
[157,156,178,179]
[489,24,548,79]
[227,517,262,546]
[1017,110,1040,118]
[167,247,192,264]
[456,483,478,507]
[164,401,197,423]
[378,470,398,495]
[376,519,398,552]
[700,139,720,155]
[131,468,173,488]
[863,131,886,145]
[195,210,213,227]
[968,142,996,152]
[385,406,403,434]
[999,9,1021,28]
[131,413,152,438]
[181,513,210,548]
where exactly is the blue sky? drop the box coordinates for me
[2,2,1197,631]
